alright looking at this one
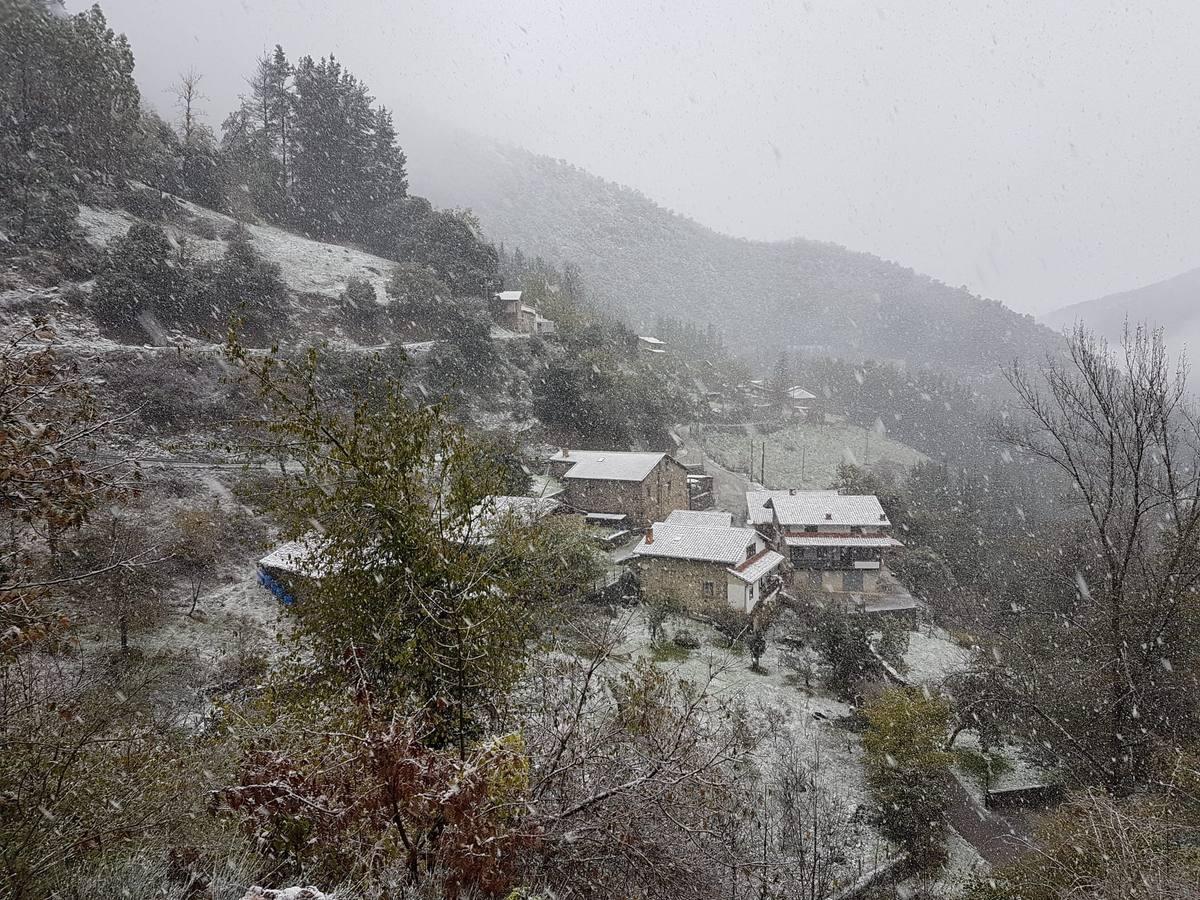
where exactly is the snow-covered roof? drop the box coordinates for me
[784,535,903,548]
[258,538,323,577]
[637,335,666,346]
[727,548,785,583]
[634,523,760,565]
[549,449,671,482]
[746,489,838,526]
[666,509,734,528]
[496,290,522,301]
[464,495,563,544]
[767,493,890,527]
[520,304,538,314]
[786,386,817,401]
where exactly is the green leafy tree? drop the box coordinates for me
[90,223,183,337]
[0,2,140,178]
[814,603,875,696]
[228,340,535,754]
[863,687,953,869]
[0,126,78,248]
[338,276,385,343]
[192,225,291,341]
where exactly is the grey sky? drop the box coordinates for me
[84,0,1200,315]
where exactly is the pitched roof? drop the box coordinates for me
[767,492,890,527]
[786,386,817,401]
[746,489,839,525]
[637,335,666,346]
[727,548,785,583]
[548,449,669,482]
[634,523,759,564]
[259,537,324,577]
[495,290,522,301]
[665,509,734,528]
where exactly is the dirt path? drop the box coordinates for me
[942,774,1033,867]
[674,426,760,523]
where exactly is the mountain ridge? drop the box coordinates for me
[401,114,1059,376]
[1043,266,1200,342]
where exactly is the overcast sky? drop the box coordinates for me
[83,0,1200,316]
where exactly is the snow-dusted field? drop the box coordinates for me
[701,420,927,490]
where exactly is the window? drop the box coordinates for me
[746,544,756,560]
[702,580,715,598]
[804,525,818,533]
[850,525,863,535]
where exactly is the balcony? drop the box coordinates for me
[788,548,883,571]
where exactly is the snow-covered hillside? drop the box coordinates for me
[78,199,397,304]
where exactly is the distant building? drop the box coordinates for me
[547,449,689,527]
[752,489,903,594]
[495,290,555,336]
[633,522,784,613]
[637,335,668,354]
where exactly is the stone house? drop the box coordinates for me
[749,489,903,594]
[547,449,690,527]
[495,290,555,335]
[633,521,784,614]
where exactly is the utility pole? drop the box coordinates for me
[801,445,806,483]
[760,443,766,487]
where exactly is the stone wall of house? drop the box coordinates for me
[564,478,648,521]
[561,457,690,526]
[644,457,691,523]
[638,556,731,609]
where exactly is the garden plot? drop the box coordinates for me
[700,421,926,489]
[902,625,974,687]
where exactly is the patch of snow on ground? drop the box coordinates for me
[608,611,894,884]
[903,625,973,687]
[78,201,399,304]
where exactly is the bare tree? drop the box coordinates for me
[72,510,166,653]
[998,324,1200,793]
[172,502,225,618]
[0,320,138,647]
[171,68,207,148]
[517,616,752,897]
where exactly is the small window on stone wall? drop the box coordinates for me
[702,580,715,598]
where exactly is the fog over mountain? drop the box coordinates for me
[402,114,1058,374]
[1044,267,1200,368]
[87,0,1200,318]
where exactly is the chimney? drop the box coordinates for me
[879,513,887,522]
[645,526,654,544]
[561,447,569,458]
[789,488,796,496]
[824,512,833,520]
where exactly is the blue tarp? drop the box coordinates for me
[257,568,297,607]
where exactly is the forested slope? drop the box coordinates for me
[404,121,1059,374]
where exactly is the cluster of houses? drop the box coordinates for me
[257,445,908,621]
